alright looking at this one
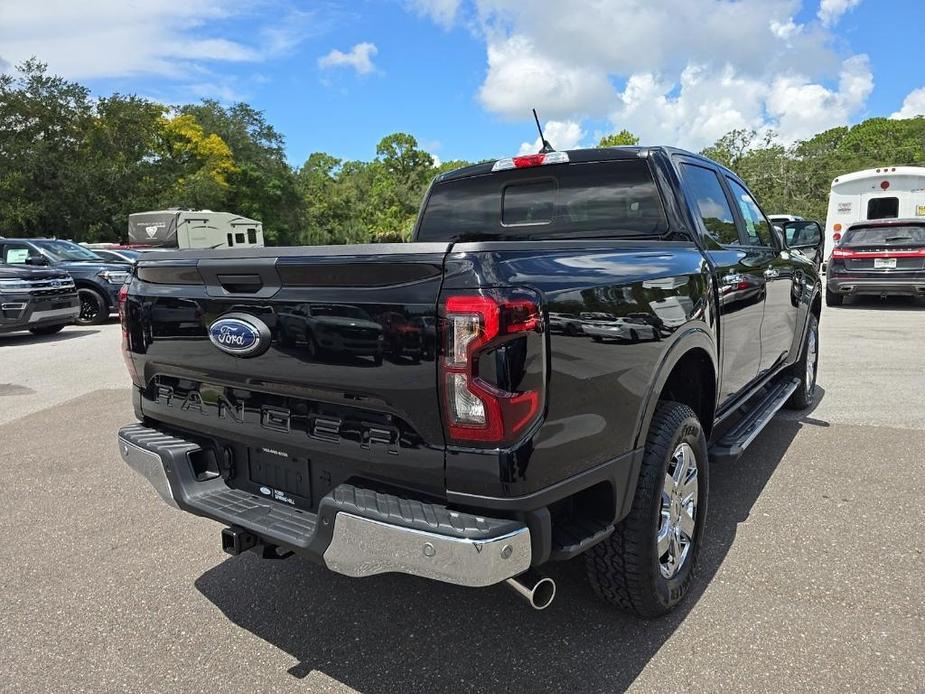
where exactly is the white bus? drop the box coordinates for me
[824,166,925,261]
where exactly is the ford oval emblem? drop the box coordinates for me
[208,313,271,357]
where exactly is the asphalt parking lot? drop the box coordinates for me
[1,297,923,693]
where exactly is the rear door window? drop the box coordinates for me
[867,197,899,220]
[678,164,739,245]
[417,159,667,241]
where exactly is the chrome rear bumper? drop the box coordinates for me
[323,513,530,587]
[117,425,531,587]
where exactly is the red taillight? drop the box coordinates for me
[832,247,925,259]
[439,290,545,446]
[118,283,129,322]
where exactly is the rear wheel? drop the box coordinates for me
[825,288,843,306]
[29,324,65,336]
[77,287,108,325]
[585,401,708,618]
[786,313,819,410]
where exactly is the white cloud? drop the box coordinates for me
[407,0,462,28]
[767,54,873,140]
[415,0,874,150]
[479,35,615,120]
[0,1,314,80]
[318,42,378,76]
[518,120,585,154]
[890,87,925,120]
[818,0,863,26]
[770,17,801,40]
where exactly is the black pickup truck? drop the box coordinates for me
[117,146,823,616]
[0,263,79,335]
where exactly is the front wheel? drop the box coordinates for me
[585,401,708,618]
[77,287,109,325]
[785,313,819,410]
[29,324,65,336]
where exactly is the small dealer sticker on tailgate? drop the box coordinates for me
[258,485,297,505]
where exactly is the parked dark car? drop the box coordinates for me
[826,219,925,305]
[0,263,79,335]
[0,238,130,324]
[116,145,822,617]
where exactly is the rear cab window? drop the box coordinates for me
[416,159,668,241]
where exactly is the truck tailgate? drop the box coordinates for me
[124,243,451,499]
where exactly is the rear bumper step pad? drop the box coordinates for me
[117,424,531,587]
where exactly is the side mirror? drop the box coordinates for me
[784,221,823,250]
[25,255,49,266]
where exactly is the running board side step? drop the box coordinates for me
[709,378,800,462]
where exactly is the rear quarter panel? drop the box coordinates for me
[441,240,716,498]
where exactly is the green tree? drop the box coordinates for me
[179,100,305,245]
[598,130,640,147]
[153,113,236,210]
[80,94,168,241]
[0,59,92,236]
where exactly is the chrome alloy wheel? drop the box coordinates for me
[657,442,699,579]
[805,327,818,399]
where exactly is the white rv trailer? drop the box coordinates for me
[824,166,925,260]
[128,209,264,249]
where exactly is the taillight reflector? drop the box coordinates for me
[491,151,569,172]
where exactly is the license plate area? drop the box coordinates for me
[246,447,311,508]
[874,258,897,269]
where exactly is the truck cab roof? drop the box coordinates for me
[435,146,725,183]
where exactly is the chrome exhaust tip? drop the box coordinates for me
[505,570,556,610]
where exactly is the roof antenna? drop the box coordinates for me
[532,109,554,153]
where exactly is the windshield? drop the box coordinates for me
[841,226,925,246]
[417,160,667,241]
[32,240,103,261]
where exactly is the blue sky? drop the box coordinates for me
[2,0,924,166]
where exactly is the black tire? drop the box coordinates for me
[825,288,843,306]
[585,401,709,618]
[785,313,819,410]
[592,336,603,343]
[29,324,65,336]
[629,329,639,342]
[77,287,109,325]
[373,351,384,366]
[565,324,578,336]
